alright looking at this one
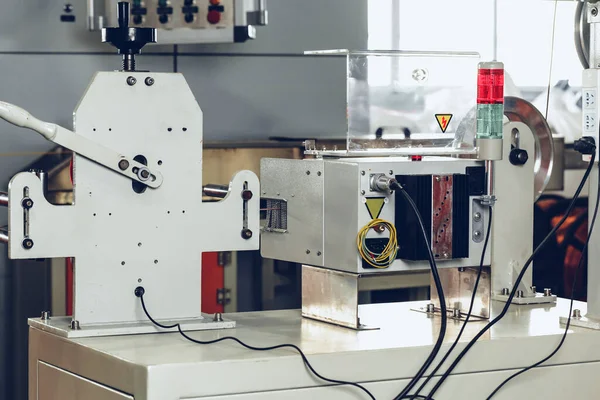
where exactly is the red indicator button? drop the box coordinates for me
[207,10,221,24]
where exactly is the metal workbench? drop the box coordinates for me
[29,299,600,399]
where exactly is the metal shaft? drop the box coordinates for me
[123,54,136,72]
[203,184,229,199]
[0,192,7,207]
[0,232,8,244]
[486,160,494,198]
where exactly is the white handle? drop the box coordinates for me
[0,101,57,140]
[0,101,163,188]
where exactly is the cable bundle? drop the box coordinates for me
[356,218,398,268]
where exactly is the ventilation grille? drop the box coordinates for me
[265,199,288,233]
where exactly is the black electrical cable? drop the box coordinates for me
[485,162,600,399]
[425,150,597,400]
[406,206,493,400]
[389,182,447,400]
[135,289,376,400]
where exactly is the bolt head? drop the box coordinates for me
[593,7,598,16]
[473,231,482,238]
[118,159,130,170]
[22,238,34,250]
[134,286,145,297]
[241,190,253,200]
[145,77,155,86]
[127,76,137,86]
[21,198,34,209]
[361,171,366,176]
[473,212,482,221]
[241,229,253,240]
[306,249,311,254]
[140,169,150,179]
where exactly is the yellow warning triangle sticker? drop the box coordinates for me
[365,197,386,220]
[435,114,453,133]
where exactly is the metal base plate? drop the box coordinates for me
[560,315,600,330]
[493,293,557,305]
[411,306,488,322]
[28,315,235,339]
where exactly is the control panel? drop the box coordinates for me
[582,68,600,160]
[94,0,265,44]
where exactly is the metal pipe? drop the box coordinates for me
[486,160,494,198]
[0,232,8,244]
[203,184,229,199]
[0,192,7,207]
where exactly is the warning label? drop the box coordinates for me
[435,114,453,133]
[365,197,385,220]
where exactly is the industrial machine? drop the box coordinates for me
[2,2,600,400]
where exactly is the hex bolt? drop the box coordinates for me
[453,309,462,318]
[501,288,510,296]
[389,170,394,175]
[473,212,482,222]
[41,311,50,321]
[317,251,322,256]
[213,313,224,322]
[70,320,81,330]
[126,76,137,86]
[306,249,311,254]
[426,303,435,313]
[516,290,524,298]
[531,286,537,294]
[118,159,130,170]
[145,77,155,86]
[573,309,582,319]
[361,190,366,195]
[361,171,366,176]
[22,238,34,250]
[241,229,253,240]
[544,288,552,297]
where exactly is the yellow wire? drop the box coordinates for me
[356,218,398,269]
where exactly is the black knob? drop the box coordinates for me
[509,148,529,166]
[159,14,169,24]
[102,2,157,71]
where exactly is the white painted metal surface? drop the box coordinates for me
[6,71,260,328]
[29,299,600,400]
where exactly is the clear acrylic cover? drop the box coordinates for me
[305,50,480,156]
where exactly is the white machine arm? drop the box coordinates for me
[0,101,163,188]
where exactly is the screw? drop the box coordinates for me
[453,309,462,318]
[501,288,510,296]
[573,309,582,319]
[306,249,311,254]
[544,288,552,297]
[306,171,311,175]
[473,231,482,239]
[458,267,465,272]
[241,190,253,200]
[426,303,435,313]
[241,229,253,240]
[64,3,73,13]
[361,171,366,176]
[389,170,394,175]
[442,252,449,259]
[22,238,34,250]
[435,176,441,182]
[317,171,322,176]
[139,169,150,180]
[593,7,598,16]
[213,313,224,322]
[41,311,50,321]
[145,77,155,86]
[516,290,524,298]
[374,224,386,233]
[473,212,482,222]
[317,251,322,256]
[70,320,80,330]
[127,76,137,86]
[118,159,130,170]
[361,190,366,195]
[531,286,536,294]
[134,286,145,297]
[21,198,34,209]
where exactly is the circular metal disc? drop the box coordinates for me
[504,96,555,201]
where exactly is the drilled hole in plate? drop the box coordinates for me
[109,128,112,132]
[183,127,187,132]
[93,128,96,132]
[168,128,172,132]
[158,160,163,165]
[93,213,96,216]
[138,242,142,247]
[154,260,159,264]
[121,261,125,266]
[182,210,186,214]
[109,213,112,216]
